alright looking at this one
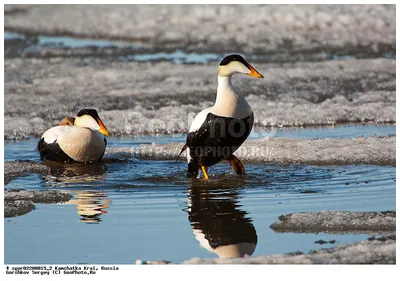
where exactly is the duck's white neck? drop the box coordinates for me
[213,76,252,119]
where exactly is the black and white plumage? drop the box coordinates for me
[37,109,110,163]
[178,54,263,179]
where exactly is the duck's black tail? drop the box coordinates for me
[187,161,199,178]
[176,143,187,161]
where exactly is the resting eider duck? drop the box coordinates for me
[178,54,263,179]
[58,116,75,126]
[38,109,110,163]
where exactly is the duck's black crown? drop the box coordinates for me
[76,109,100,120]
[219,54,250,69]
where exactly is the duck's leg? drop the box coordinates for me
[201,165,209,180]
[227,154,245,175]
[187,161,199,178]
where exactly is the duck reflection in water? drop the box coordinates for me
[66,190,110,223]
[41,160,111,223]
[187,183,257,258]
[42,160,108,185]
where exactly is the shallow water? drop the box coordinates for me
[5,31,135,48]
[4,31,225,64]
[3,125,396,264]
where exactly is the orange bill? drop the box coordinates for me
[97,118,110,136]
[248,64,264,78]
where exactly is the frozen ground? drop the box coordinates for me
[4,57,395,139]
[270,211,395,234]
[183,233,395,264]
[106,135,395,165]
[4,5,395,56]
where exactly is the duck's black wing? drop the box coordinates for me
[37,138,74,162]
[182,112,254,167]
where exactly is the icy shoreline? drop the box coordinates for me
[106,135,395,165]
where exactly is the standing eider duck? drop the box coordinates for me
[178,54,263,179]
[38,109,110,163]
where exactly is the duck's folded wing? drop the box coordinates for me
[41,126,75,144]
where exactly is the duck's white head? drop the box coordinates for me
[74,109,110,136]
[217,54,263,78]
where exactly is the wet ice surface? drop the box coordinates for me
[3,160,48,185]
[3,57,395,140]
[4,200,35,218]
[5,189,72,218]
[4,125,396,166]
[270,211,395,234]
[106,135,395,165]
[3,132,396,264]
[5,189,72,204]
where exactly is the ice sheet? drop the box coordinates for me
[270,211,395,234]
[4,58,395,139]
[4,160,49,184]
[4,189,73,218]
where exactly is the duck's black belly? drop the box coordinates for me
[187,112,254,167]
[37,138,75,163]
